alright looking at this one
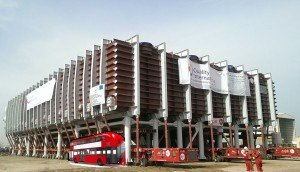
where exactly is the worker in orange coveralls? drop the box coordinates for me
[243,147,253,172]
[253,145,263,172]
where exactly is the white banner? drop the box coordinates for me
[178,58,190,84]
[210,67,229,94]
[190,61,210,90]
[228,72,251,96]
[90,84,105,106]
[26,79,56,110]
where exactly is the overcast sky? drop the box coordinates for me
[1,0,300,146]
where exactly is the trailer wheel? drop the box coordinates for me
[97,159,103,166]
[140,158,148,167]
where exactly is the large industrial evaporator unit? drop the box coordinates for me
[5,35,298,166]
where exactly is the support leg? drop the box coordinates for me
[43,135,48,158]
[217,127,223,148]
[177,119,183,148]
[153,117,159,148]
[234,124,239,148]
[124,116,131,164]
[56,132,62,159]
[198,121,206,159]
[249,125,254,148]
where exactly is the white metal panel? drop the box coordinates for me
[127,35,140,116]
[156,43,168,118]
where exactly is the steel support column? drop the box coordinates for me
[32,133,37,157]
[153,117,159,148]
[177,119,183,148]
[217,127,223,148]
[26,136,30,156]
[234,124,239,148]
[42,135,48,158]
[56,131,62,159]
[198,121,206,159]
[249,125,254,148]
[124,116,131,164]
[246,124,250,148]
[229,123,233,147]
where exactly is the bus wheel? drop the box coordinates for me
[97,159,103,166]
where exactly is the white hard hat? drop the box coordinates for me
[244,146,249,151]
[256,145,261,149]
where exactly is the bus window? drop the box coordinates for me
[107,150,111,154]
[103,150,106,154]
[113,150,116,155]
[74,151,78,155]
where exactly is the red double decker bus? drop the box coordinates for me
[69,131,126,166]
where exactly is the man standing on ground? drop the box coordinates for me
[253,145,263,172]
[243,146,253,172]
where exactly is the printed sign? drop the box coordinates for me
[178,58,190,84]
[26,79,56,110]
[228,72,251,96]
[210,67,229,94]
[90,84,105,106]
[190,60,210,90]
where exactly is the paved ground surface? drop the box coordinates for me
[0,155,300,172]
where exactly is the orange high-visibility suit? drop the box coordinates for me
[244,151,253,172]
[253,149,263,172]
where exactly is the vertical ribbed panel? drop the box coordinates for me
[106,39,134,110]
[74,57,84,119]
[55,69,64,123]
[166,53,185,115]
[83,51,93,118]
[68,61,76,121]
[62,65,70,122]
[259,73,270,124]
[230,95,242,121]
[139,42,161,113]
[210,65,226,118]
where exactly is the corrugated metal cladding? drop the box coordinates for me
[4,35,277,160]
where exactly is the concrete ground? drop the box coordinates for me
[0,155,299,172]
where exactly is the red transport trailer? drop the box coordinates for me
[69,131,199,166]
[213,147,248,162]
[213,147,300,161]
[266,147,300,159]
